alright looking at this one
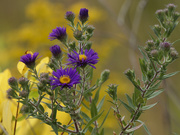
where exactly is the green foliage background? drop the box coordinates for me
[0,0,180,134]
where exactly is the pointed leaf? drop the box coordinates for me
[91,101,97,118]
[125,94,135,109]
[141,102,158,111]
[125,123,143,133]
[83,111,103,133]
[136,120,151,135]
[81,111,90,122]
[93,86,101,105]
[100,128,104,135]
[159,71,179,80]
[147,89,164,100]
[99,108,111,129]
[119,99,135,113]
[97,96,105,112]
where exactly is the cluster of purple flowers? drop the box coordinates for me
[20,8,98,90]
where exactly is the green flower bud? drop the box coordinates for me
[107,84,118,101]
[164,8,169,16]
[170,50,178,59]
[173,12,180,22]
[37,82,47,92]
[150,49,159,58]
[69,41,76,51]
[8,77,18,89]
[146,40,154,48]
[73,30,83,40]
[124,69,135,80]
[155,9,165,23]
[86,25,95,34]
[100,69,110,84]
[167,3,176,15]
[84,42,92,50]
[153,24,161,36]
[20,105,29,114]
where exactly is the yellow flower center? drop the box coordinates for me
[79,54,87,61]
[59,75,71,84]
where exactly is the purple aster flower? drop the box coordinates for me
[20,52,39,69]
[50,45,62,59]
[65,11,75,22]
[67,49,99,69]
[50,68,81,89]
[48,26,67,42]
[79,8,89,24]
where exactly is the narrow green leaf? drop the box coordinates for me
[82,111,103,133]
[136,120,151,135]
[81,111,90,122]
[93,86,101,105]
[147,89,164,100]
[149,81,161,90]
[138,46,147,61]
[99,108,111,129]
[125,123,143,133]
[38,104,45,113]
[119,99,135,113]
[125,94,135,109]
[97,96,106,112]
[132,87,141,106]
[91,101,98,118]
[160,71,179,80]
[51,122,58,135]
[100,128,104,135]
[82,102,90,110]
[141,102,158,111]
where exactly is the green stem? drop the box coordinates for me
[120,70,160,135]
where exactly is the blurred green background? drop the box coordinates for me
[0,0,180,134]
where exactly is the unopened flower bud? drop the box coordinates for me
[79,8,89,24]
[40,73,50,84]
[146,40,154,48]
[73,30,83,40]
[160,42,171,51]
[65,11,75,22]
[170,50,178,59]
[8,77,18,89]
[20,105,29,114]
[164,8,168,16]
[20,90,29,98]
[167,4,176,15]
[100,69,110,84]
[50,45,62,59]
[155,9,165,23]
[86,25,95,34]
[124,69,135,80]
[153,24,161,36]
[7,88,15,98]
[150,49,159,57]
[173,12,180,22]
[107,84,118,101]
[37,82,47,92]
[19,77,29,86]
[69,41,76,50]
[85,42,92,50]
